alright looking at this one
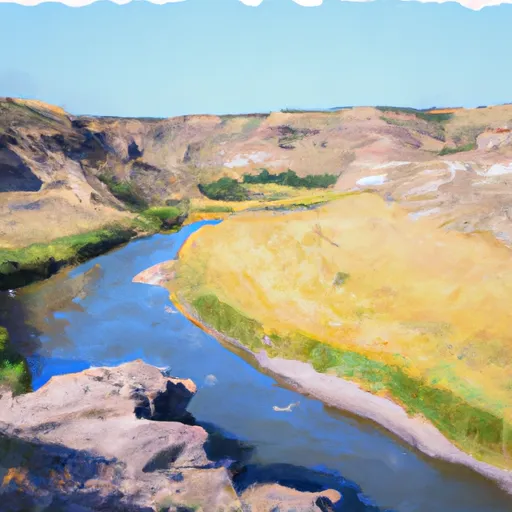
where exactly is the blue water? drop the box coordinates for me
[3,221,512,512]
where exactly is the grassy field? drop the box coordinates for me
[171,192,512,468]
[186,184,350,223]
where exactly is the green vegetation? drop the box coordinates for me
[196,172,344,204]
[192,294,265,351]
[333,272,350,287]
[376,106,453,123]
[243,169,338,189]
[275,125,320,148]
[439,143,476,155]
[141,206,182,228]
[0,225,136,290]
[250,201,328,213]
[380,116,407,127]
[379,110,449,141]
[131,214,163,233]
[98,173,148,211]
[0,197,190,290]
[198,177,249,201]
[280,108,325,114]
[0,327,30,395]
[451,125,486,147]
[191,205,234,213]
[191,293,512,467]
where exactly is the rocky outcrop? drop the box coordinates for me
[240,484,341,512]
[0,360,225,511]
[0,360,341,511]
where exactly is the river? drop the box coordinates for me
[1,221,511,512]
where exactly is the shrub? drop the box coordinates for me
[243,169,337,189]
[0,327,30,395]
[439,143,476,156]
[198,177,249,201]
[142,206,180,222]
[98,173,148,211]
[333,272,350,287]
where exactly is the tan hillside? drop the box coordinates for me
[170,192,512,469]
[2,98,512,247]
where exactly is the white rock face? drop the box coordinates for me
[224,151,270,168]
[483,162,512,176]
[356,174,387,186]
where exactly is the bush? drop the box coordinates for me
[142,206,180,222]
[98,173,148,211]
[198,177,249,201]
[439,143,476,156]
[243,169,337,189]
[333,272,350,287]
[0,327,30,395]
[141,206,182,229]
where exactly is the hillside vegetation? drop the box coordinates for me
[171,193,512,469]
[0,327,30,395]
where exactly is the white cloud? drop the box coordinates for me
[238,0,511,8]
[0,0,184,5]
[239,0,322,4]
[0,0,510,11]
[401,0,511,9]
[292,0,324,5]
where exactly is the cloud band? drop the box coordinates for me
[0,0,508,11]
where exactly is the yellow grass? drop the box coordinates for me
[189,186,349,214]
[174,193,512,424]
[12,98,68,118]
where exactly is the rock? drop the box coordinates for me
[155,468,243,512]
[240,483,341,512]
[0,360,234,511]
[0,360,343,511]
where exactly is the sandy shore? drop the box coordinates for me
[134,260,512,495]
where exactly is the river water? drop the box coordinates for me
[1,221,511,512]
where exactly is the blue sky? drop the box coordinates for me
[0,0,511,117]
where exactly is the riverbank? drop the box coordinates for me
[0,187,346,292]
[159,280,512,496]
[4,219,509,511]
[133,194,512,494]
[0,208,186,291]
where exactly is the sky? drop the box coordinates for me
[0,0,511,117]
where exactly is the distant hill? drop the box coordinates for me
[2,97,512,248]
